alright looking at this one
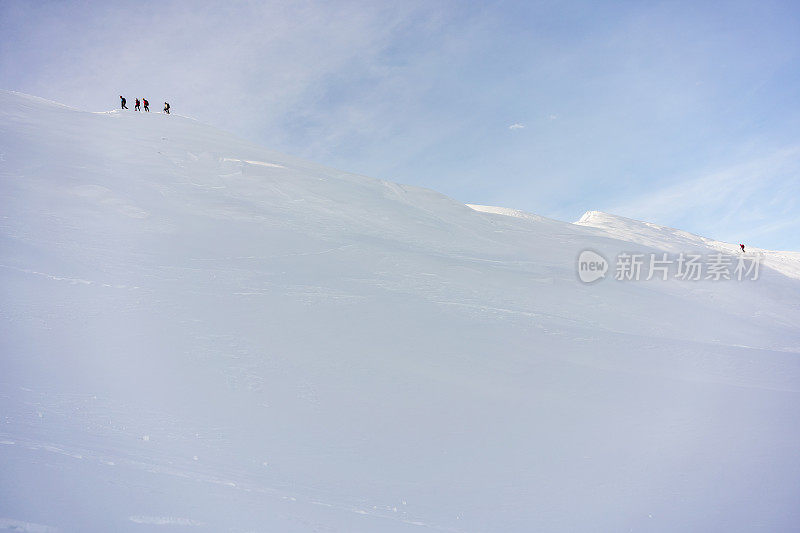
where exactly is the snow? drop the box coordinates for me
[575,210,800,280]
[1,89,799,532]
[466,203,548,222]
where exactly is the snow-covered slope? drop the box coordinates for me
[576,210,800,280]
[2,90,800,532]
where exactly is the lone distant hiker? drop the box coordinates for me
[163,102,170,114]
[143,98,149,112]
[120,96,127,109]
[135,98,141,111]
[740,243,746,253]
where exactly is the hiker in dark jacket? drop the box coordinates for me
[143,98,149,112]
[135,98,141,111]
[120,96,127,109]
[163,102,170,114]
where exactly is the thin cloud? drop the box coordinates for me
[609,146,800,249]
[509,123,525,130]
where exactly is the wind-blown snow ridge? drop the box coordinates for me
[2,90,800,532]
[466,203,547,222]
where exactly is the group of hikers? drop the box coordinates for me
[119,96,169,114]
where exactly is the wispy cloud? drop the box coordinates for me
[509,123,525,130]
[609,146,800,249]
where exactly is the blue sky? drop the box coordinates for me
[2,0,799,249]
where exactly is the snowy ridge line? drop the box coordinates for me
[575,210,800,279]
[2,90,75,111]
[470,203,800,278]
[466,203,547,222]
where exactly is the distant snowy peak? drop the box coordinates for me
[575,210,717,245]
[576,210,745,252]
[469,203,800,280]
[575,210,800,280]
[575,210,617,225]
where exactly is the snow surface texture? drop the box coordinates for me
[1,90,799,532]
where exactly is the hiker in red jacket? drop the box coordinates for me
[135,98,141,111]
[740,244,746,253]
[143,98,149,112]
